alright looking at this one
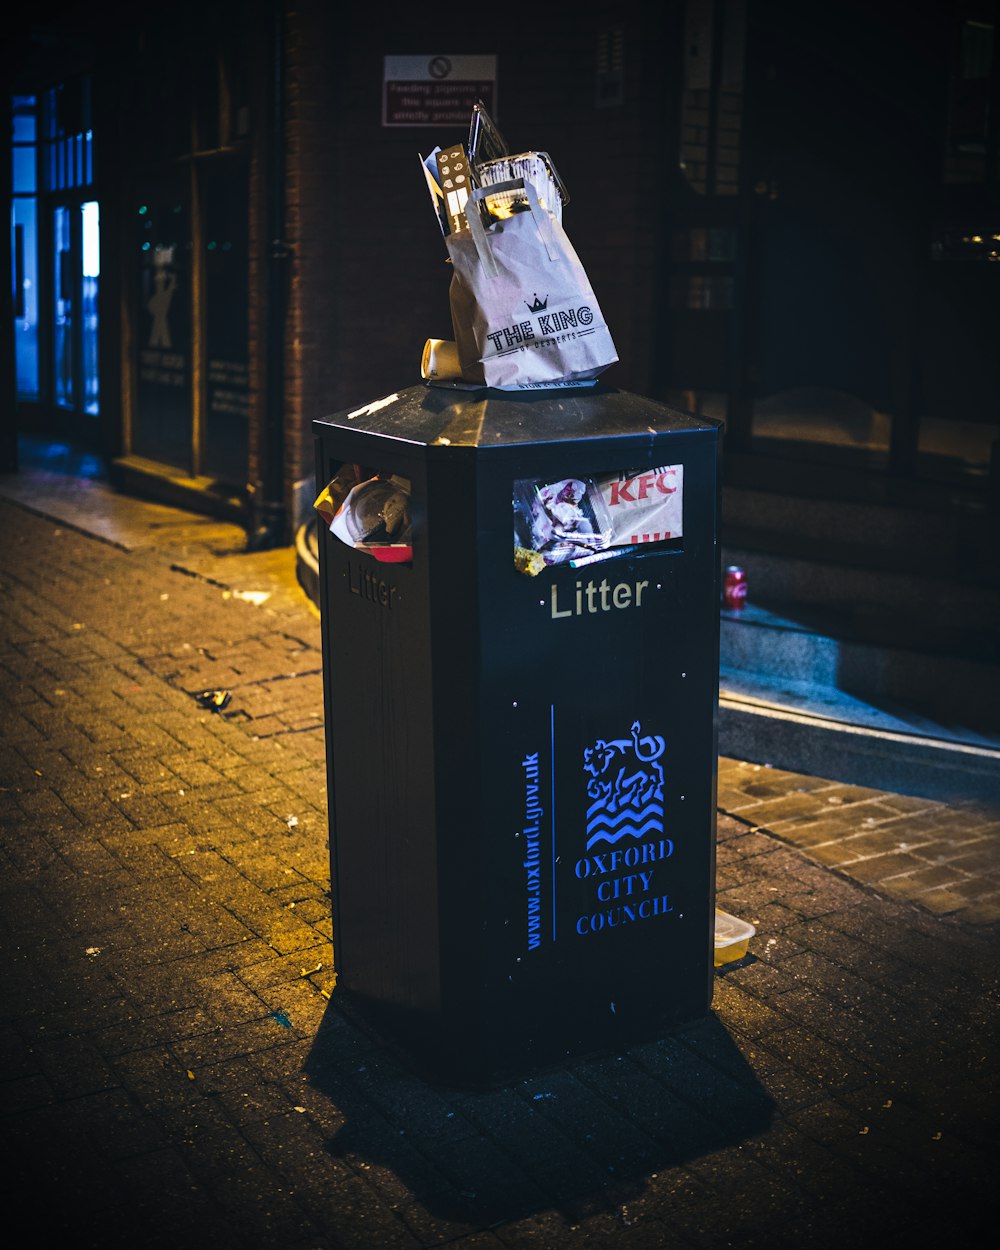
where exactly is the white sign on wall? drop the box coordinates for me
[383,55,497,128]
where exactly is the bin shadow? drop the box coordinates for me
[304,996,775,1232]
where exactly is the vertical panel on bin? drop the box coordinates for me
[314,386,721,1086]
[423,445,486,1062]
[315,431,443,1033]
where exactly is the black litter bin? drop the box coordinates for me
[314,384,722,1086]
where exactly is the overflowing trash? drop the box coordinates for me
[513,465,684,575]
[419,101,618,391]
[314,466,413,564]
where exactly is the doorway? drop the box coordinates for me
[10,81,101,445]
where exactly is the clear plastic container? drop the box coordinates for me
[714,908,756,967]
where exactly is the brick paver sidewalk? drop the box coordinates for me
[718,762,1000,925]
[0,496,996,1248]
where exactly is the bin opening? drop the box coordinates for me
[315,463,413,566]
[513,465,683,576]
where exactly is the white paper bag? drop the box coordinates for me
[445,180,618,391]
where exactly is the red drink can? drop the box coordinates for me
[723,565,747,610]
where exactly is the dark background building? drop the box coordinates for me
[4,0,999,674]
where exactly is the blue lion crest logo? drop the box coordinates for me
[583,720,665,849]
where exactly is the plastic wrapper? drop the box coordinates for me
[513,477,613,570]
[476,151,568,224]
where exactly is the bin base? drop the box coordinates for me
[329,984,714,1090]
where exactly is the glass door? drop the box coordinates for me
[11,94,40,403]
[50,197,100,428]
[46,79,99,438]
[133,179,193,471]
[10,81,99,439]
[82,200,100,416]
[52,203,75,410]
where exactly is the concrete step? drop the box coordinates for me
[721,546,1000,663]
[720,604,999,730]
[718,672,1000,806]
[718,481,1000,799]
[720,481,1000,663]
[719,598,1000,803]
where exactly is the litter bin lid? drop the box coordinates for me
[314,384,720,450]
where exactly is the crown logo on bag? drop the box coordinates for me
[525,293,548,312]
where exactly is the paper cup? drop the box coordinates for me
[421,338,462,380]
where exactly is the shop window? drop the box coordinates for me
[82,201,99,415]
[53,205,74,409]
[202,160,250,481]
[11,95,39,400]
[10,80,98,418]
[678,0,745,197]
[121,8,252,486]
[944,18,995,184]
[134,186,192,470]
